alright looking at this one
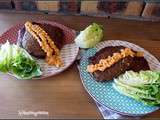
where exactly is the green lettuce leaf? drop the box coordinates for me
[75,23,103,48]
[0,41,42,79]
[113,70,160,106]
[115,71,160,87]
[0,41,12,72]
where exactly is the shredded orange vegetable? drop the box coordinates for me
[87,48,144,73]
[25,21,63,67]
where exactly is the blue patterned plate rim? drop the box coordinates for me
[79,40,160,116]
[80,72,159,116]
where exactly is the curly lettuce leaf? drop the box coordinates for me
[0,41,42,79]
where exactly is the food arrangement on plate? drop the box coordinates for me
[0,21,160,116]
[0,21,79,79]
[79,40,160,115]
[18,21,64,67]
[76,23,160,115]
[86,45,160,106]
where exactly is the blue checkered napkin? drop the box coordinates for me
[95,102,141,119]
[76,49,140,119]
[96,102,124,119]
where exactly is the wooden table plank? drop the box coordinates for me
[0,12,159,119]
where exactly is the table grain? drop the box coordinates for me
[0,12,159,119]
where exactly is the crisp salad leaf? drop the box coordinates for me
[75,23,103,48]
[0,41,42,79]
[113,70,160,106]
[0,41,12,72]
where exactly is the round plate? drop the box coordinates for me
[0,20,79,79]
[79,40,160,116]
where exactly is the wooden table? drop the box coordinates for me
[0,12,160,119]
